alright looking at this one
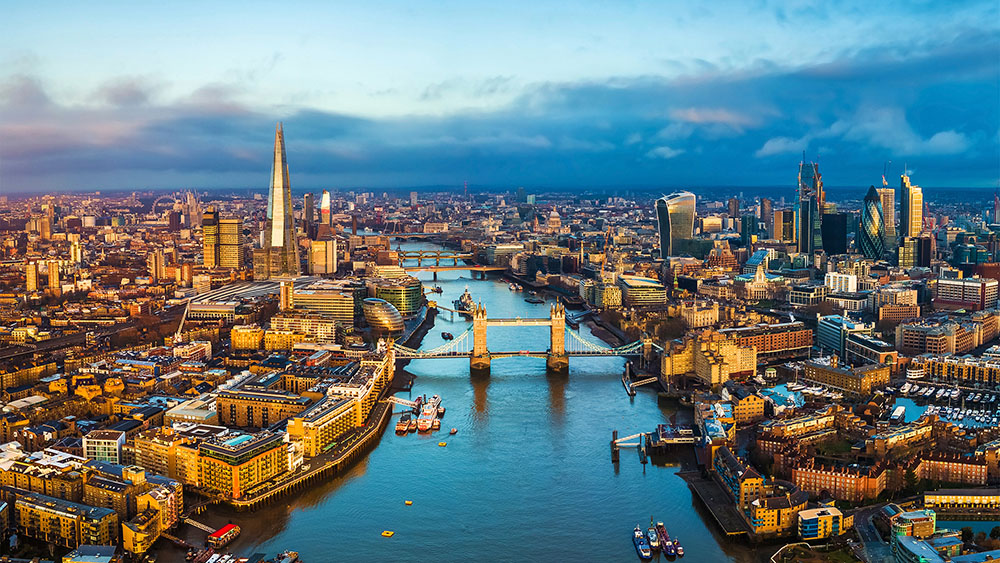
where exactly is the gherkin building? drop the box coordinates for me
[859,186,886,259]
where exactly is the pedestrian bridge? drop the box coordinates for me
[393,303,659,374]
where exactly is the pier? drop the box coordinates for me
[678,472,749,537]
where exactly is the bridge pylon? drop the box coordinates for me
[547,303,568,374]
[471,303,491,375]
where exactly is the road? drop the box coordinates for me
[853,505,890,563]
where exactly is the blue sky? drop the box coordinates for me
[1,0,998,192]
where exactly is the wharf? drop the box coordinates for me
[678,471,749,537]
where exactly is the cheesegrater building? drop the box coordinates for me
[254,123,300,279]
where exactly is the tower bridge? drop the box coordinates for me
[393,303,660,375]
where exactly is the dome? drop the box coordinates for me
[363,298,405,334]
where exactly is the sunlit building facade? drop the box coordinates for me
[362,298,405,334]
[254,123,300,279]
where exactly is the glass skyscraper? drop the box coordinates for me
[254,123,300,279]
[900,173,923,239]
[797,161,824,254]
[859,186,886,260]
[654,191,696,257]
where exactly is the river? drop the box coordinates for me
[158,241,766,562]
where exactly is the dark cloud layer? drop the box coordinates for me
[1,29,998,192]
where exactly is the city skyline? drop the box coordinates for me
[1,2,998,192]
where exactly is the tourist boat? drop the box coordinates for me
[408,417,418,432]
[646,526,659,550]
[417,395,442,432]
[508,283,516,291]
[454,287,474,311]
[441,332,454,340]
[656,521,675,556]
[431,285,443,293]
[207,524,241,548]
[449,428,457,435]
[632,526,652,560]
[396,413,412,433]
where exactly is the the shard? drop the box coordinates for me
[254,123,300,279]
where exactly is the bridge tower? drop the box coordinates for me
[547,303,569,374]
[471,303,491,375]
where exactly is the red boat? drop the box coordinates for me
[207,524,240,548]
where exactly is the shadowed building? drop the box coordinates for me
[654,191,696,258]
[254,123,300,280]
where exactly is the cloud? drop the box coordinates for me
[645,146,685,159]
[0,27,997,191]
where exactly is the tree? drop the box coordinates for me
[962,527,974,542]
[904,468,919,493]
[977,531,988,544]
[991,526,1000,540]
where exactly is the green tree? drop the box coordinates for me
[990,526,1000,540]
[904,468,919,493]
[962,527,974,542]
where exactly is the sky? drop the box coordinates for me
[1,0,998,193]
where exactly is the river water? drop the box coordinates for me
[159,241,766,562]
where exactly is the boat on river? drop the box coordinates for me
[396,413,411,433]
[632,526,652,560]
[655,522,675,556]
[441,332,454,340]
[417,395,442,432]
[646,526,659,550]
[524,296,544,304]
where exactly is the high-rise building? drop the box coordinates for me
[859,186,886,260]
[320,190,331,226]
[70,241,84,264]
[39,216,52,240]
[797,160,824,254]
[727,197,740,218]
[47,260,60,294]
[760,198,773,238]
[821,213,848,256]
[147,250,164,281]
[309,239,338,274]
[218,218,244,269]
[877,187,896,248]
[303,192,315,234]
[654,191,696,257]
[202,208,219,268]
[900,173,923,239]
[992,193,1000,224]
[410,191,418,207]
[25,262,38,292]
[167,210,182,232]
[254,123,300,279]
[774,209,797,244]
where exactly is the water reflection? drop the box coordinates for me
[546,371,567,427]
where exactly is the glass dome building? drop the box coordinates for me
[363,298,405,334]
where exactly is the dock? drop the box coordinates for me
[678,471,749,537]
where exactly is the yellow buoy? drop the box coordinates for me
[438,442,447,447]
[404,500,413,505]
[382,530,395,537]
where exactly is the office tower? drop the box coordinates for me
[797,160,824,254]
[218,218,244,268]
[147,250,164,281]
[727,197,740,218]
[25,262,38,292]
[254,123,300,279]
[654,191,696,257]
[760,198,773,238]
[47,260,60,294]
[39,217,51,240]
[859,186,886,260]
[280,281,293,311]
[303,192,315,234]
[168,210,182,232]
[900,173,923,238]
[821,213,848,256]
[517,187,527,203]
[185,191,203,228]
[70,241,84,265]
[993,193,1000,224]
[773,209,797,244]
[877,187,896,248]
[320,190,331,226]
[410,191,418,207]
[309,239,338,274]
[740,216,758,246]
[202,208,219,268]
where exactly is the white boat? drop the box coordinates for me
[901,382,912,394]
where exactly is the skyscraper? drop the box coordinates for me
[900,173,923,239]
[147,249,164,281]
[992,193,1000,224]
[773,209,797,244]
[877,187,896,248]
[859,186,886,260]
[654,191,696,257]
[254,123,300,279]
[410,191,418,207]
[47,260,60,294]
[760,198,773,238]
[203,208,219,268]
[218,218,244,268]
[320,190,331,226]
[303,193,315,234]
[25,262,38,292]
[820,213,848,256]
[797,160,824,254]
[309,239,338,274]
[727,197,740,218]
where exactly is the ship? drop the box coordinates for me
[417,395,442,432]
[441,332,454,340]
[646,526,660,550]
[454,287,474,311]
[431,285,443,293]
[524,296,544,304]
[655,522,675,556]
[632,526,652,560]
[395,413,412,433]
[206,524,240,549]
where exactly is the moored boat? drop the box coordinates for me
[395,413,411,433]
[646,527,659,550]
[632,526,652,560]
[655,522,674,556]
[674,536,684,556]
[417,395,442,432]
